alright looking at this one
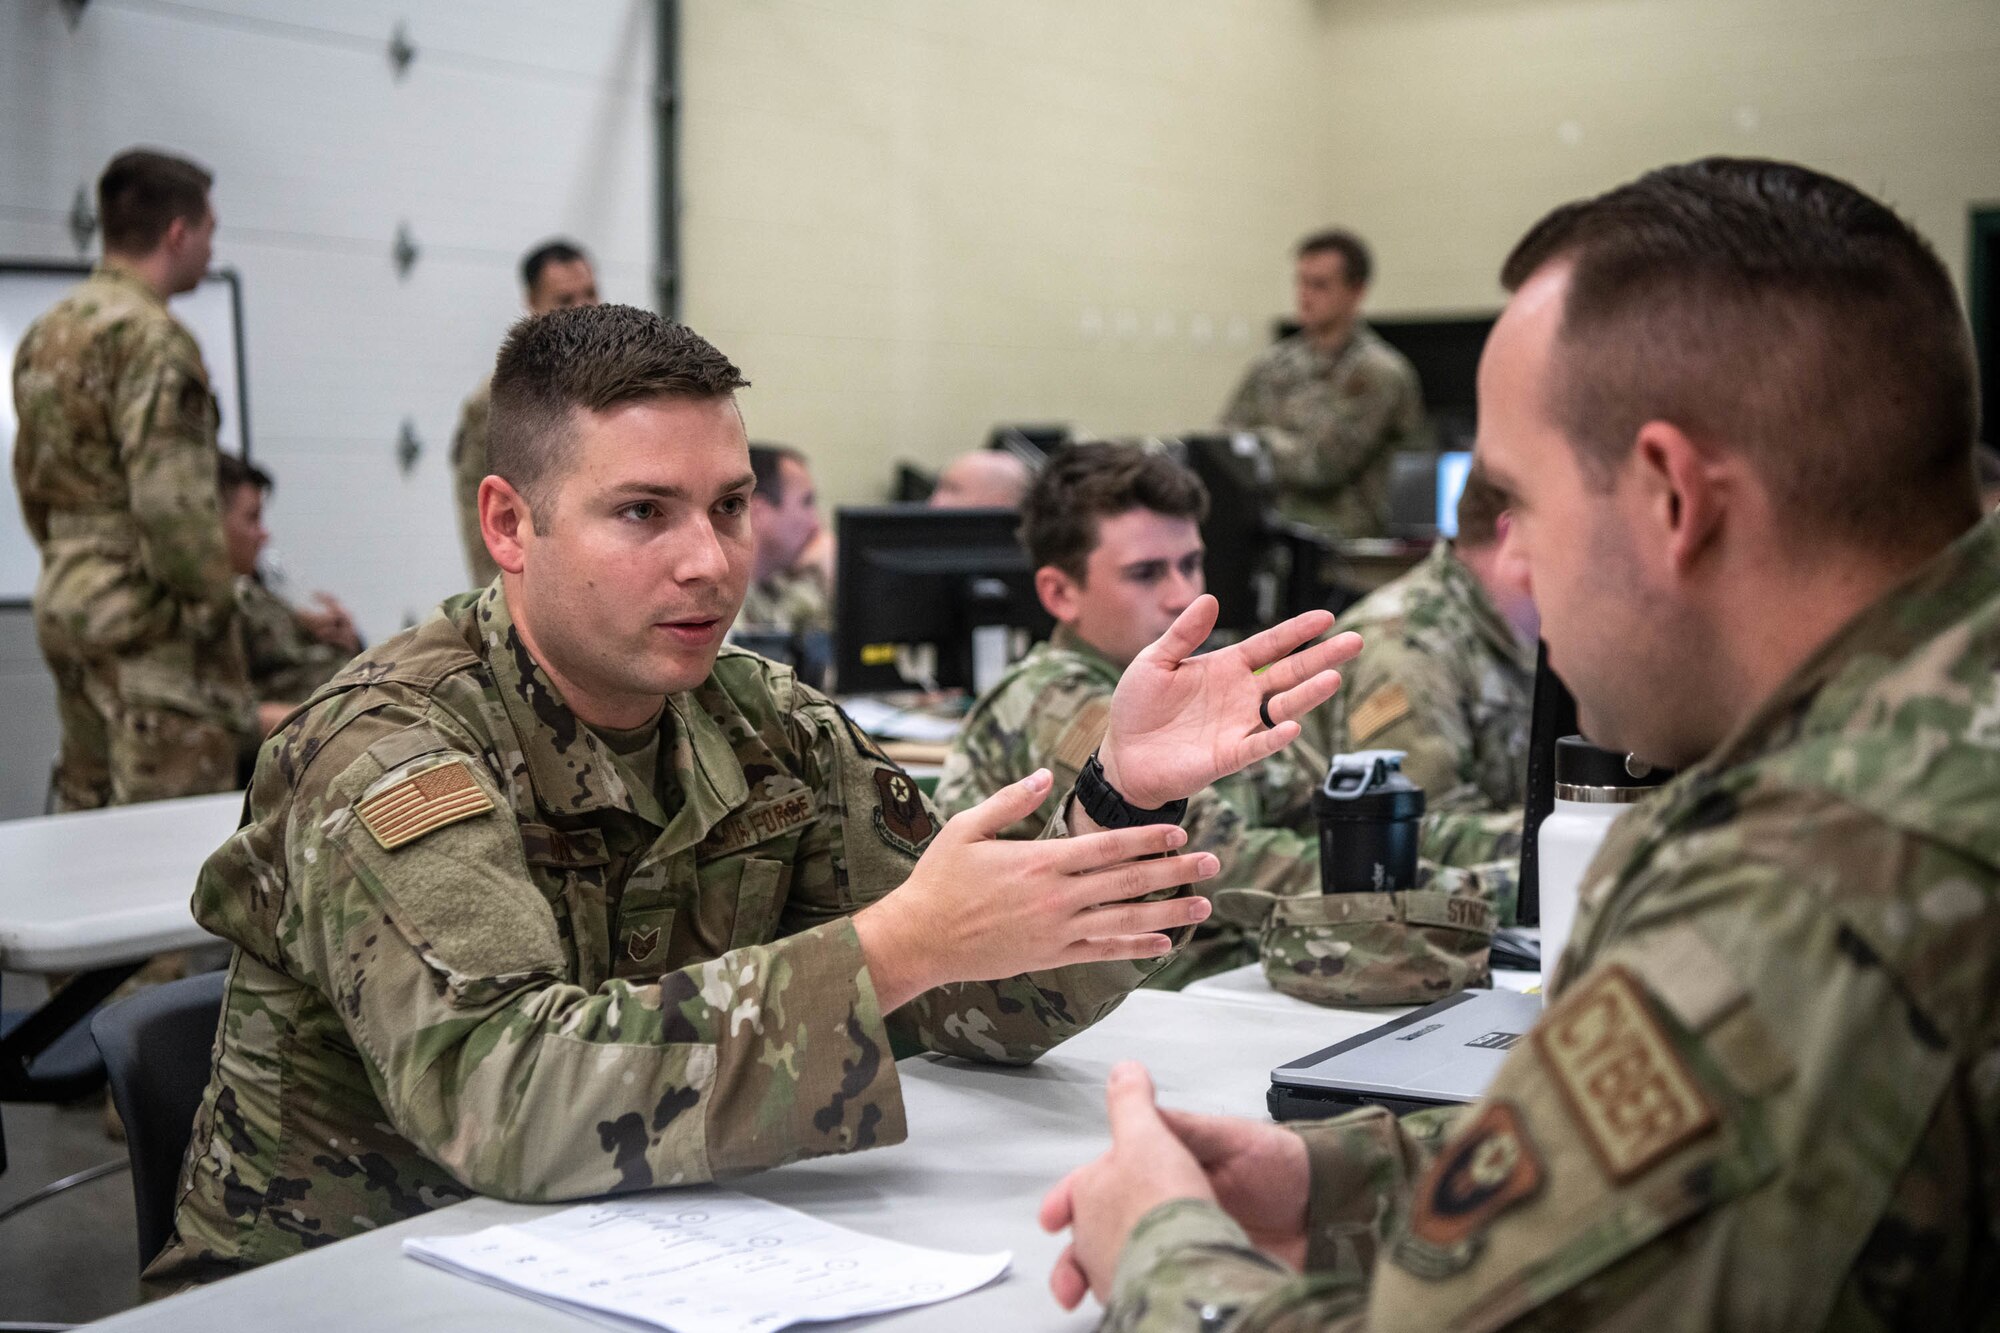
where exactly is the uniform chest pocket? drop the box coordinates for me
[684,856,788,957]
[519,823,612,980]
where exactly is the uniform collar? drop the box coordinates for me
[1432,541,1534,673]
[1049,624,1126,686]
[475,581,747,837]
[92,262,168,311]
[1704,514,2000,774]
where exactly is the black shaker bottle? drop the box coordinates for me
[1314,750,1425,894]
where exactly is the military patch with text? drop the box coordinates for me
[1535,963,1719,1183]
[701,789,816,859]
[871,766,936,856]
[1397,1099,1544,1278]
[356,758,494,851]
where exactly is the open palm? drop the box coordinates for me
[1099,594,1362,809]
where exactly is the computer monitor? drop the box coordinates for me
[833,505,1053,695]
[1435,451,1474,537]
[1170,432,1274,633]
[1385,450,1476,540]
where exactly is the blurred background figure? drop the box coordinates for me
[929,449,1033,509]
[1221,228,1427,538]
[10,147,250,809]
[738,442,830,637]
[216,453,362,741]
[451,238,600,587]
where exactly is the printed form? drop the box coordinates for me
[404,1189,1011,1333]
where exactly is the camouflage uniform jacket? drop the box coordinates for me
[736,566,832,638]
[10,263,247,721]
[148,582,1166,1287]
[450,376,500,588]
[236,573,350,706]
[1220,325,1426,538]
[935,627,1321,986]
[1107,514,2000,1331]
[1305,541,1532,871]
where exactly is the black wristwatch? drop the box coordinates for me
[1074,750,1188,828]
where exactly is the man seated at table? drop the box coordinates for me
[929,448,1034,508]
[217,453,364,739]
[1041,158,1999,1328]
[935,442,1325,988]
[146,305,1359,1290]
[1303,460,1536,873]
[734,442,831,637]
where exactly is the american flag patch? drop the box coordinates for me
[355,759,495,851]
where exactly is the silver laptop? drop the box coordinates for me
[1267,988,1542,1120]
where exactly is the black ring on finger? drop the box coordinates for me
[1258,698,1276,730]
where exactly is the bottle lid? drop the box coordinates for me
[1314,749,1425,821]
[1554,735,1672,801]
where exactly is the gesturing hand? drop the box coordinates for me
[1039,1063,1217,1309]
[1097,596,1362,809]
[852,771,1220,1012]
[1040,1064,1313,1311]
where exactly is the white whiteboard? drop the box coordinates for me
[0,262,249,604]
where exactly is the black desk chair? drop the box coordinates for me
[91,970,226,1268]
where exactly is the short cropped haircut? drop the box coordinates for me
[489,305,750,519]
[520,239,590,294]
[216,452,272,495]
[1454,461,1509,549]
[1297,229,1372,288]
[1501,157,1979,549]
[1021,442,1209,581]
[98,149,212,254]
[749,443,806,504]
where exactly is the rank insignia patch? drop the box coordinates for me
[1349,683,1411,744]
[1408,1099,1544,1254]
[872,766,936,856]
[356,758,494,851]
[1535,964,1719,1183]
[627,926,662,964]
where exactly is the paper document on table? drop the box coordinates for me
[836,695,962,744]
[403,1189,1010,1333]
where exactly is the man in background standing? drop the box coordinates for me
[1222,229,1426,538]
[11,147,250,808]
[452,237,599,586]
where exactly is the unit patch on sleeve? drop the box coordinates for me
[1396,1098,1544,1278]
[355,758,495,851]
[1348,683,1412,744]
[1534,964,1719,1184]
[871,766,936,856]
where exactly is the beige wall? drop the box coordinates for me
[678,0,1349,507]
[682,0,2000,507]
[1319,0,2000,314]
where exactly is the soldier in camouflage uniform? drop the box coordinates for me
[1043,160,2000,1330]
[218,454,361,728]
[735,442,833,638]
[452,238,598,587]
[937,443,1325,988]
[1305,463,1536,875]
[10,149,250,808]
[1221,229,1427,539]
[149,305,1358,1290]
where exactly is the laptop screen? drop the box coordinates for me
[1435,451,1474,537]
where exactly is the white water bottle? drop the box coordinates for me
[1535,736,1670,988]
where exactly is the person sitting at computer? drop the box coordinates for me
[737,442,831,637]
[1303,460,1537,875]
[217,453,364,738]
[934,442,1325,988]
[929,448,1034,508]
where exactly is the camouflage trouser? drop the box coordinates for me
[44,647,239,809]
